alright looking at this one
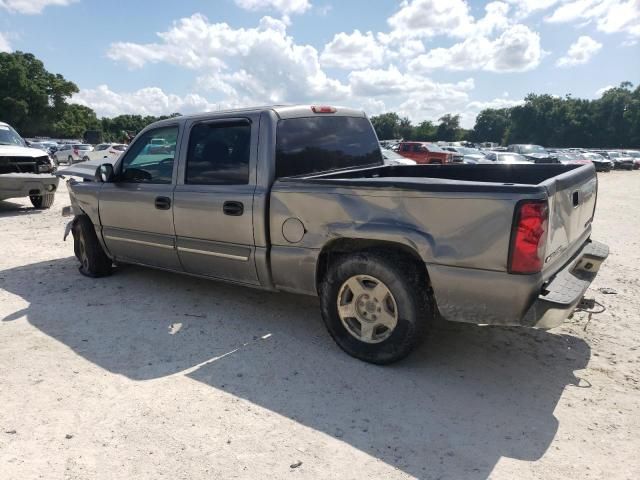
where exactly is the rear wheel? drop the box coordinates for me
[72,215,112,277]
[82,156,90,162]
[320,252,433,364]
[30,193,55,209]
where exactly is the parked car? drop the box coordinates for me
[443,146,486,164]
[481,152,532,164]
[381,148,417,166]
[553,152,592,166]
[397,142,454,164]
[57,105,608,365]
[0,121,59,208]
[581,152,613,172]
[85,143,128,162]
[593,150,634,170]
[621,150,640,170]
[53,144,94,165]
[507,144,556,163]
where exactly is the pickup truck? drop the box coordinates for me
[57,105,608,364]
[1,121,59,208]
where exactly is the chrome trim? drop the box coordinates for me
[177,246,249,262]
[104,235,174,250]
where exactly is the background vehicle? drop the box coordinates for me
[53,144,94,164]
[397,142,454,164]
[443,146,486,164]
[58,105,607,365]
[593,150,634,170]
[582,152,613,172]
[481,152,532,164]
[507,144,556,163]
[85,143,127,162]
[621,150,640,170]
[381,148,417,165]
[0,121,59,208]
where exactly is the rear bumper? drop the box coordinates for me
[521,240,609,328]
[428,239,608,328]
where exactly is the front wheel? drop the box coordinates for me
[72,215,112,277]
[30,193,55,209]
[319,252,432,364]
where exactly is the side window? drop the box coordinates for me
[401,144,410,152]
[119,126,178,184]
[96,144,109,151]
[412,144,422,152]
[185,121,250,185]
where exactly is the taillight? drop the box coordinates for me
[509,201,549,274]
[73,148,79,155]
[311,105,337,113]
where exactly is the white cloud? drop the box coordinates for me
[387,0,475,38]
[70,85,219,118]
[234,0,311,15]
[595,84,614,95]
[409,24,545,72]
[107,14,350,104]
[556,35,602,66]
[0,0,77,14]
[506,0,562,18]
[0,32,11,52]
[320,30,385,69]
[546,0,640,40]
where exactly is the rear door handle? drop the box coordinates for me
[223,201,244,216]
[155,196,171,210]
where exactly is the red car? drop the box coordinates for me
[397,142,453,164]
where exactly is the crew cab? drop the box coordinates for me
[57,105,608,364]
[396,142,454,164]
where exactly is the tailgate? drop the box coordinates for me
[542,164,597,274]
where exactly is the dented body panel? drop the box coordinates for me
[59,105,607,329]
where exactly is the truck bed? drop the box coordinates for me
[284,163,593,194]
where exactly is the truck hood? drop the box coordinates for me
[0,145,47,158]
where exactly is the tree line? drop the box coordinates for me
[371,82,640,148]
[0,51,178,142]
[1,51,638,147]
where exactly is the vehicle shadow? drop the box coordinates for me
[0,199,40,217]
[0,257,591,479]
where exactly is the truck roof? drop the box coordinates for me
[149,105,367,127]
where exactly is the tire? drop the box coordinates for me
[82,156,90,162]
[72,215,112,277]
[68,155,74,164]
[319,252,433,364]
[30,193,55,209]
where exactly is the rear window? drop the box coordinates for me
[275,116,382,178]
[75,144,92,150]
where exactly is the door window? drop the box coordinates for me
[412,144,423,152]
[185,121,251,185]
[401,144,410,152]
[119,126,178,184]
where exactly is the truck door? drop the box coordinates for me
[99,124,182,270]
[172,117,260,285]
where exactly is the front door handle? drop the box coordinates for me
[155,196,171,210]
[223,201,244,216]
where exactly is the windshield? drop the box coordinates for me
[0,124,26,146]
[457,147,483,155]
[424,144,447,153]
[626,151,640,158]
[276,116,382,178]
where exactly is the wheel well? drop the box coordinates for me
[316,239,429,293]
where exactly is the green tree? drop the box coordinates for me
[413,120,436,141]
[0,51,78,136]
[370,112,401,140]
[52,104,100,138]
[471,108,510,144]
[436,114,461,142]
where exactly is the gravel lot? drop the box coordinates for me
[1,172,638,480]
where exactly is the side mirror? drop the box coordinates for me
[96,163,114,183]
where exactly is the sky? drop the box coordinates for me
[0,0,639,127]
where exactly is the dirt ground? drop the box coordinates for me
[1,171,638,480]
